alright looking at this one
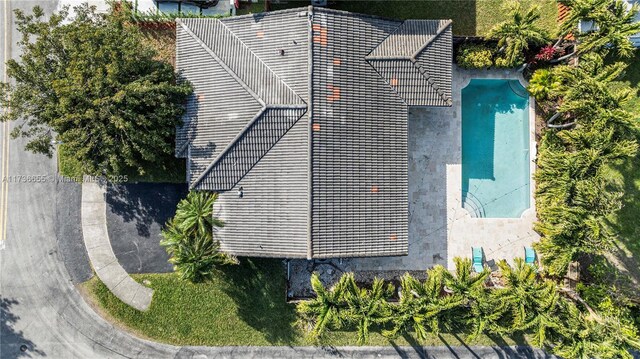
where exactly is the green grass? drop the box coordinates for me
[604,50,640,292]
[82,258,526,347]
[57,144,186,184]
[267,0,558,37]
[236,1,268,15]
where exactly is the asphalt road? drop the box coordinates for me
[0,2,563,358]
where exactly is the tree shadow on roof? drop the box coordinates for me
[0,298,46,358]
[219,258,299,345]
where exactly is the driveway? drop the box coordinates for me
[106,183,187,274]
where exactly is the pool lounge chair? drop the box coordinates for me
[525,247,536,267]
[472,247,484,273]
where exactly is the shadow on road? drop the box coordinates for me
[107,183,187,237]
[0,298,45,358]
[106,183,187,273]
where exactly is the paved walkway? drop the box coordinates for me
[346,67,539,272]
[81,181,154,311]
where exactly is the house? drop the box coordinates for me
[175,7,452,259]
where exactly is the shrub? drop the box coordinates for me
[528,68,560,101]
[456,44,494,69]
[534,45,565,63]
[493,56,522,68]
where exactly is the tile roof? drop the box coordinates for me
[176,7,452,258]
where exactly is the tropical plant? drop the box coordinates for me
[385,268,465,340]
[160,191,237,282]
[493,259,563,345]
[558,0,610,37]
[173,191,224,238]
[554,314,640,359]
[442,257,489,297]
[342,276,394,344]
[0,4,192,176]
[456,44,494,69]
[528,69,561,101]
[297,273,351,339]
[487,3,550,68]
[550,54,635,119]
[534,45,564,63]
[576,0,640,58]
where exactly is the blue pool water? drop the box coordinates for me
[461,79,530,218]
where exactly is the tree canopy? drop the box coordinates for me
[487,3,550,67]
[0,4,192,176]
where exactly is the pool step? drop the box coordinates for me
[508,80,529,99]
[462,191,486,218]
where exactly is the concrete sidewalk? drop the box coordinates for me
[81,180,154,311]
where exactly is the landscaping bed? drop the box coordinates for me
[81,258,524,347]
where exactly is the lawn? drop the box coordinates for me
[604,50,640,295]
[57,144,186,184]
[81,258,525,347]
[266,0,558,37]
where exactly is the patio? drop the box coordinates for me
[332,66,540,273]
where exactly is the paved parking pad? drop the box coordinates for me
[106,183,188,274]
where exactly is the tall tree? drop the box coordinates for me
[487,3,550,67]
[576,0,640,58]
[494,258,564,345]
[442,257,489,298]
[0,4,192,176]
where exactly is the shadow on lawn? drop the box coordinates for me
[605,152,640,292]
[221,258,298,344]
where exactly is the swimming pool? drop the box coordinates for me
[461,79,530,218]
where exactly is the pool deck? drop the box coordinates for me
[344,66,539,272]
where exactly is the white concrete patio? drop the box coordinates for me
[347,66,539,272]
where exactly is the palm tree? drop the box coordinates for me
[160,191,237,282]
[577,0,640,58]
[173,191,223,238]
[442,257,489,298]
[487,3,550,68]
[297,273,351,339]
[554,313,640,358]
[160,218,237,282]
[385,268,465,340]
[545,53,634,127]
[494,258,564,345]
[558,0,610,39]
[342,276,393,344]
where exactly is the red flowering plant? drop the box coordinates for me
[533,45,565,63]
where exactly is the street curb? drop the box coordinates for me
[81,180,154,311]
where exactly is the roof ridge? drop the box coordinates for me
[189,106,265,189]
[409,20,452,60]
[190,105,307,190]
[413,59,452,105]
[364,21,405,59]
[218,20,305,106]
[177,19,266,107]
